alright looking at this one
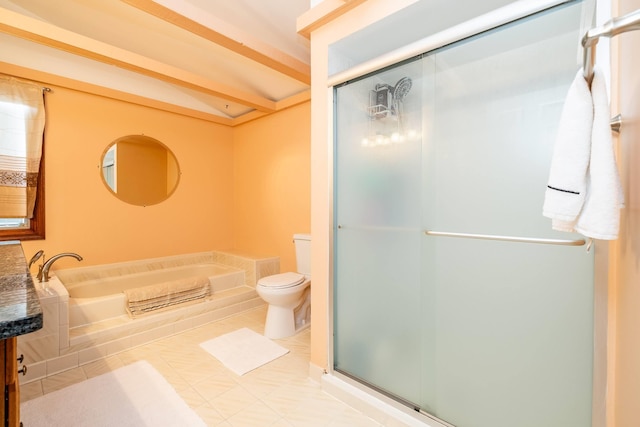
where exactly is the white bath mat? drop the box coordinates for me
[200,327,289,375]
[21,361,205,427]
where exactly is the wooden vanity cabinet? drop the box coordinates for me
[0,241,43,427]
[1,337,20,427]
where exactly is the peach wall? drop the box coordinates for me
[611,0,640,425]
[21,86,235,272]
[232,102,311,273]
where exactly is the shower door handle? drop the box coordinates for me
[424,230,586,246]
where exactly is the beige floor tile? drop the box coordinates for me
[40,366,87,394]
[210,384,259,419]
[192,370,238,401]
[192,403,226,426]
[20,381,43,402]
[177,385,208,408]
[81,355,125,378]
[329,412,384,427]
[261,382,314,417]
[236,370,285,400]
[172,359,219,385]
[21,307,393,427]
[270,419,295,427]
[225,400,281,426]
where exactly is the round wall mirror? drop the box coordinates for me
[100,135,180,206]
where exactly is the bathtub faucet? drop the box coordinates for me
[28,250,44,268]
[38,252,83,282]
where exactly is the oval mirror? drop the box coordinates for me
[100,135,180,206]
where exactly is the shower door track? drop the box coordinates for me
[328,0,574,87]
[332,369,457,427]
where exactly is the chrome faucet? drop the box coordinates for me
[38,252,83,282]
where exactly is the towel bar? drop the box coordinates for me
[583,9,640,85]
[611,114,622,133]
[424,230,586,246]
[583,8,640,134]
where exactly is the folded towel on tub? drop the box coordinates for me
[124,276,210,318]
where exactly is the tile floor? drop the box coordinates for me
[20,306,384,426]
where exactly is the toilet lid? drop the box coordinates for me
[258,272,305,289]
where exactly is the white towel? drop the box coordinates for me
[574,68,624,239]
[542,69,593,226]
[543,67,624,240]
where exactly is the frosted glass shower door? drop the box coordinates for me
[334,58,425,404]
[334,2,595,427]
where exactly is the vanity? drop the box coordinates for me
[0,241,43,427]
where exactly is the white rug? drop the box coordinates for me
[200,327,289,375]
[21,361,205,427]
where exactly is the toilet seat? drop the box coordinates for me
[257,272,305,289]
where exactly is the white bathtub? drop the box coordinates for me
[57,259,248,328]
[18,252,274,384]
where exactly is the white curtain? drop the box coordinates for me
[0,76,45,218]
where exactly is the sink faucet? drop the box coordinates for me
[38,252,83,282]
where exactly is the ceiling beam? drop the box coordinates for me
[0,7,276,112]
[121,0,311,85]
[297,0,369,39]
[0,62,234,126]
[232,89,310,126]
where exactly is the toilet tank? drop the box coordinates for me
[293,233,311,276]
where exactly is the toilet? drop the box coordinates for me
[257,234,311,339]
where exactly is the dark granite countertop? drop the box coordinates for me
[0,241,43,339]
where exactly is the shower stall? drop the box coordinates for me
[332,1,599,426]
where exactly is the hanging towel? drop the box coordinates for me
[543,67,624,240]
[542,69,593,228]
[574,68,624,239]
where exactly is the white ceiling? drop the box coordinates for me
[0,0,312,123]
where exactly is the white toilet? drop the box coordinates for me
[257,234,311,339]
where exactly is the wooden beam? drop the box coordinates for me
[297,0,369,39]
[232,89,310,126]
[0,7,276,112]
[2,62,309,127]
[0,62,235,126]
[121,0,310,85]
[276,89,311,110]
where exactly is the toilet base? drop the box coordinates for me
[264,289,311,339]
[264,305,296,339]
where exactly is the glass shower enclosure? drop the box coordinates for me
[333,2,596,426]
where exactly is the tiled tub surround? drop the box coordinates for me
[65,263,246,326]
[18,251,279,384]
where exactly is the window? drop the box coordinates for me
[0,158,44,241]
[0,77,46,241]
[0,218,29,229]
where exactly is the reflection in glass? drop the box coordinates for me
[102,144,116,191]
[100,135,180,206]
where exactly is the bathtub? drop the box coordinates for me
[54,254,261,328]
[17,251,275,384]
